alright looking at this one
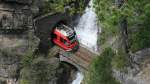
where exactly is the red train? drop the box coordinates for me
[52,24,79,52]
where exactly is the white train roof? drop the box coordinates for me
[56,24,74,37]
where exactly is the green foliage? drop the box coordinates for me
[128,2,150,52]
[94,0,150,51]
[21,51,34,67]
[20,52,57,84]
[86,48,120,84]
[20,79,30,84]
[21,57,55,84]
[112,49,129,71]
[93,0,119,45]
[129,26,150,52]
[42,0,85,15]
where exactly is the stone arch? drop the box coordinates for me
[59,54,87,73]
[57,61,82,84]
[60,60,82,73]
[61,60,84,73]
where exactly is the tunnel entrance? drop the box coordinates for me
[34,13,73,55]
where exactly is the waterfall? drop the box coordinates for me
[75,0,99,52]
[71,0,99,84]
[71,72,84,84]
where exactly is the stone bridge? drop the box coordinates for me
[34,13,97,73]
[49,44,97,73]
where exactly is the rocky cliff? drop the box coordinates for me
[0,0,81,84]
[0,0,41,84]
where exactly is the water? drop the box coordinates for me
[72,0,99,84]
[75,0,99,52]
[71,72,84,84]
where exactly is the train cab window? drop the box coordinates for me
[67,32,76,43]
[60,37,69,45]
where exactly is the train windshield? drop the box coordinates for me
[67,32,77,43]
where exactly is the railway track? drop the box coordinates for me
[59,44,97,71]
[34,13,97,72]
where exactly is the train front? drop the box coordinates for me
[52,24,79,52]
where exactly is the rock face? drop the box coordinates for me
[0,0,43,30]
[113,48,150,84]
[0,1,78,84]
[0,0,41,84]
[0,30,39,84]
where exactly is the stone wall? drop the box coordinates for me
[0,0,89,84]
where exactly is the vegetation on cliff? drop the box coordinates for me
[42,0,86,15]
[86,48,120,84]
[92,0,150,70]
[94,0,150,52]
[20,51,59,84]
[86,0,150,84]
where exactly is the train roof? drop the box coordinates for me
[55,24,74,37]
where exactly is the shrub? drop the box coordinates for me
[42,0,85,15]
[86,48,120,84]
[112,49,129,71]
[94,0,150,52]
[20,52,57,84]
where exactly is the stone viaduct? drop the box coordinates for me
[34,13,97,73]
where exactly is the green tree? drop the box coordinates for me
[94,0,150,52]
[86,48,120,84]
[20,52,58,84]
[42,0,85,15]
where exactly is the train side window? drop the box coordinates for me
[60,37,68,45]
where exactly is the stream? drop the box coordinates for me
[71,0,99,84]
